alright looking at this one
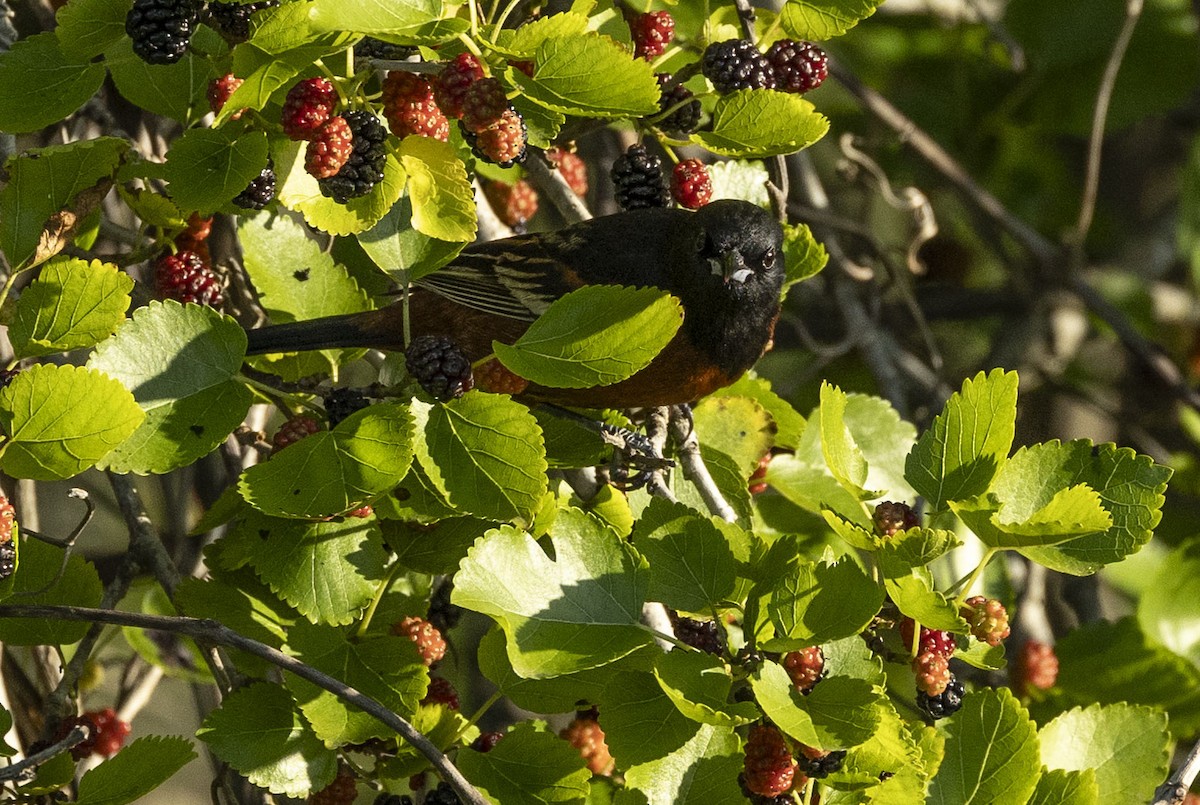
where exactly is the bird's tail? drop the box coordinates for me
[244,310,386,355]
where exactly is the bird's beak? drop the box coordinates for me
[716,251,753,285]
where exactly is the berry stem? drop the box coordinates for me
[457,31,485,61]
[949,548,998,607]
[638,623,696,652]
[491,0,525,44]
[354,560,404,639]
[456,689,503,741]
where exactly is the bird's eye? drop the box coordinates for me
[761,247,776,268]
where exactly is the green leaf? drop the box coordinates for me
[309,0,440,36]
[1027,769,1099,805]
[0,32,105,133]
[357,194,466,283]
[398,136,477,243]
[781,222,828,288]
[275,138,407,236]
[197,682,337,798]
[383,515,490,575]
[76,736,196,805]
[884,573,969,633]
[928,688,1041,805]
[1039,704,1168,804]
[757,558,884,651]
[0,138,126,271]
[692,395,776,477]
[906,368,1018,511]
[491,11,590,58]
[709,374,805,449]
[221,511,389,625]
[600,670,703,769]
[56,0,129,59]
[752,661,882,749]
[9,258,133,357]
[456,722,591,804]
[781,0,884,39]
[0,537,102,645]
[175,573,295,648]
[691,90,829,158]
[240,403,415,518]
[494,286,682,389]
[104,39,214,124]
[876,527,962,577]
[412,393,547,526]
[653,651,758,728]
[622,721,745,804]
[836,699,924,787]
[453,510,651,678]
[1138,536,1200,667]
[164,126,269,214]
[508,34,660,118]
[819,381,871,497]
[285,620,426,745]
[0,364,143,480]
[631,498,737,613]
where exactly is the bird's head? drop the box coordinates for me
[686,200,785,299]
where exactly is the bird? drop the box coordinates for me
[244,199,786,409]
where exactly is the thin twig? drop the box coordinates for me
[667,405,737,522]
[525,152,592,224]
[1151,735,1200,805]
[0,725,87,782]
[0,605,491,805]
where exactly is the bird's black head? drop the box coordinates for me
[685,199,785,298]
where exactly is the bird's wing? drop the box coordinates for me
[414,234,588,322]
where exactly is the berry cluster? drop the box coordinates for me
[323,387,370,426]
[424,782,462,805]
[1013,640,1058,696]
[702,38,828,94]
[234,160,277,210]
[271,415,322,453]
[961,596,1011,646]
[782,646,826,694]
[900,619,965,717]
[471,731,504,753]
[672,614,724,655]
[309,765,357,805]
[611,144,670,211]
[654,74,702,135]
[560,713,615,776]
[207,73,245,119]
[306,116,354,179]
[872,500,919,537]
[63,708,131,759]
[671,158,713,209]
[206,0,277,41]
[427,578,463,634]
[405,335,474,401]
[421,676,459,710]
[318,110,389,202]
[125,0,202,65]
[917,676,965,720]
[630,11,674,61]
[797,745,846,779]
[282,78,340,141]
[443,73,528,167]
[392,615,447,667]
[546,147,589,197]
[372,795,414,805]
[483,179,539,230]
[382,71,450,141]
[154,250,224,307]
[912,650,951,697]
[474,357,528,396]
[743,724,797,798]
[0,492,15,580]
[433,53,486,119]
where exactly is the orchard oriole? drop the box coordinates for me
[244,199,785,408]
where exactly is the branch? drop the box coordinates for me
[0,605,491,805]
[667,405,737,523]
[1151,734,1200,805]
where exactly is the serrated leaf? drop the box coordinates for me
[240,403,415,518]
[781,0,884,39]
[104,39,214,124]
[601,670,704,769]
[0,32,105,133]
[622,721,745,805]
[0,537,102,645]
[412,393,546,526]
[383,515,490,575]
[398,135,476,242]
[752,662,882,749]
[820,381,870,496]
[758,558,883,651]
[1138,536,1200,667]
[631,497,737,613]
[453,510,651,678]
[876,527,962,577]
[0,138,126,271]
[782,222,828,287]
[906,368,1018,511]
[491,11,591,58]
[217,49,302,124]
[710,374,805,449]
[56,0,129,59]
[0,364,142,480]
[708,160,771,207]
[276,138,407,236]
[653,651,758,727]
[88,301,251,474]
[309,0,439,35]
[928,688,1040,805]
[883,573,969,633]
[457,721,591,804]
[197,682,337,798]
[1039,704,1168,803]
[493,286,682,389]
[837,698,923,784]
[9,258,133,357]
[164,126,269,214]
[691,90,829,158]
[692,395,776,477]
[1027,768,1099,805]
[285,620,426,745]
[508,34,660,117]
[76,736,196,805]
[175,573,295,647]
[357,194,466,282]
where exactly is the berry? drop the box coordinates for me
[306,116,354,180]
[738,773,798,805]
[0,493,16,579]
[382,72,450,141]
[743,724,796,797]
[182,212,212,243]
[465,107,527,168]
[1013,641,1059,696]
[459,78,510,132]
[560,715,615,776]
[483,179,539,229]
[207,0,277,40]
[546,147,588,197]
[611,144,670,211]
[672,615,724,655]
[424,782,462,805]
[916,674,964,719]
[309,765,357,805]
[797,746,846,779]
[62,708,131,759]
[434,53,485,119]
[766,39,828,94]
[373,795,414,805]
[471,731,504,753]
[233,160,277,210]
[670,158,713,209]
[324,387,370,426]
[281,77,339,141]
[912,649,951,697]
[782,646,826,693]
[872,501,918,537]
[405,335,474,401]
[208,73,245,118]
[392,616,447,667]
[354,38,416,62]
[899,619,956,659]
[125,0,201,65]
[427,578,463,634]
[961,596,1011,647]
[654,74,702,135]
[154,250,223,307]
[701,39,776,93]
[0,542,14,581]
[474,356,528,396]
[631,11,674,61]
[422,676,459,710]
[272,415,321,452]
[749,453,771,494]
[318,110,389,203]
